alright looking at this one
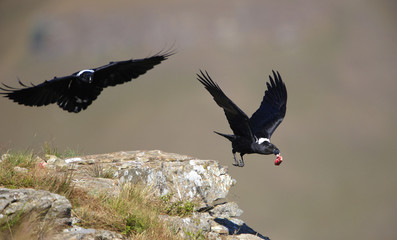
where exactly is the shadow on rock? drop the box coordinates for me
[214,217,270,240]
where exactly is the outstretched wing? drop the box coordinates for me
[92,50,175,88]
[0,76,76,107]
[197,70,255,140]
[0,76,103,113]
[250,70,287,139]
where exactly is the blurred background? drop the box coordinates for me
[1,0,396,239]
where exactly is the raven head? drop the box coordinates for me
[256,141,283,166]
[76,69,94,83]
[255,138,279,155]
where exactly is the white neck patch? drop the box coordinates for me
[257,138,270,144]
[77,69,94,76]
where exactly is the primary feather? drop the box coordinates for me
[250,70,287,139]
[196,70,255,140]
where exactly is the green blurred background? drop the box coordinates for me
[1,0,396,239]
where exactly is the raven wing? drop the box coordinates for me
[0,76,103,113]
[92,50,174,88]
[250,70,287,139]
[197,70,255,140]
[0,76,76,107]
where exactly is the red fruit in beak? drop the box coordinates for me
[274,154,283,166]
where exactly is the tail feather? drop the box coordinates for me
[214,131,236,141]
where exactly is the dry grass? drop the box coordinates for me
[0,211,59,240]
[0,148,189,240]
[71,184,183,239]
[0,151,74,198]
[85,162,116,178]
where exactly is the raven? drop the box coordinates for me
[0,50,174,113]
[197,70,287,167]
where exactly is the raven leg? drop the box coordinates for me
[232,151,245,167]
[239,153,245,167]
[232,150,240,167]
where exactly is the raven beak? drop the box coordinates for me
[274,154,283,166]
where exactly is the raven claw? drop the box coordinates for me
[233,161,245,167]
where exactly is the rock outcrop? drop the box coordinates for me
[0,188,72,227]
[1,150,269,240]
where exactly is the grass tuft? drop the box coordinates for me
[87,163,115,178]
[42,142,79,159]
[0,152,74,198]
[72,184,181,239]
[160,193,196,217]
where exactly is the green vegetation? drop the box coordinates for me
[0,207,25,231]
[42,141,79,159]
[161,193,196,217]
[0,150,74,196]
[184,228,206,240]
[0,146,199,240]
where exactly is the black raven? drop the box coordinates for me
[0,50,174,113]
[197,70,287,167]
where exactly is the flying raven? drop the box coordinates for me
[0,50,174,113]
[197,70,287,167]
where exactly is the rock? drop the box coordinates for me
[57,150,236,208]
[209,202,243,218]
[55,226,123,240]
[210,221,229,234]
[0,187,122,240]
[0,188,72,229]
[213,218,270,240]
[160,212,212,238]
[3,150,269,239]
[72,175,120,197]
[225,234,269,240]
[46,154,60,164]
[0,154,10,162]
[160,211,269,240]
[13,166,28,173]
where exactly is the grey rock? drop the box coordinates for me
[211,221,229,234]
[55,227,123,240]
[160,212,212,239]
[13,166,28,173]
[210,202,244,218]
[0,188,72,228]
[51,150,236,207]
[212,218,270,240]
[72,176,120,197]
[0,154,10,162]
[46,154,61,164]
[225,234,269,240]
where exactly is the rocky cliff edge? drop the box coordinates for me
[0,150,269,240]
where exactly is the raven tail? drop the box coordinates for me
[214,131,236,141]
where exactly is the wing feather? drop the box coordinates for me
[197,70,255,140]
[250,70,287,139]
[0,76,75,107]
[92,50,175,88]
